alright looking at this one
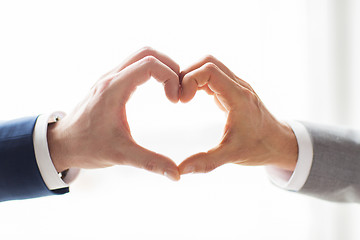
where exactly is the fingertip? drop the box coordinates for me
[168,95,179,104]
[180,74,198,103]
[181,165,195,175]
[164,170,180,181]
[126,143,180,180]
[179,84,197,103]
[178,158,197,175]
[179,96,191,103]
[179,150,223,175]
[172,91,180,103]
[164,77,180,103]
[163,162,180,181]
[179,89,188,103]
[165,85,180,103]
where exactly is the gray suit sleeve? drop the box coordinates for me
[299,122,360,203]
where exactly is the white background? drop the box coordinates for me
[0,0,359,239]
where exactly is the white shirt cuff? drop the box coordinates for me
[33,112,80,190]
[266,121,314,191]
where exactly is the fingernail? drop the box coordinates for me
[164,171,179,181]
[182,166,195,175]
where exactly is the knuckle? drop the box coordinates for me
[203,54,216,63]
[241,89,262,108]
[144,159,157,172]
[241,88,254,99]
[237,77,254,91]
[204,161,217,173]
[244,82,254,91]
[139,46,155,55]
[203,62,218,73]
[141,55,157,65]
[92,79,112,96]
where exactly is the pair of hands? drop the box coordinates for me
[47,47,298,181]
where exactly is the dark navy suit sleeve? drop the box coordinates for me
[0,116,69,202]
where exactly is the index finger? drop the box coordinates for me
[181,62,244,109]
[180,55,255,101]
[180,55,236,82]
[110,56,180,103]
[103,47,180,79]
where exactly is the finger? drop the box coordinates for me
[199,85,214,95]
[112,47,180,77]
[178,146,229,174]
[125,143,180,181]
[181,55,236,80]
[198,85,227,111]
[180,55,255,94]
[111,56,180,103]
[181,62,244,109]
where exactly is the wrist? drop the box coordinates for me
[47,121,70,173]
[268,122,299,171]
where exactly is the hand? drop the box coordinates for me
[47,47,181,181]
[178,55,298,175]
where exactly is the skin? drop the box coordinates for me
[178,55,298,174]
[47,47,181,181]
[48,49,298,182]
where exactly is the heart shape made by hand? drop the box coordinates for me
[126,80,226,170]
[123,49,297,180]
[48,47,298,183]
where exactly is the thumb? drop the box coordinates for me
[124,143,180,181]
[178,146,229,175]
